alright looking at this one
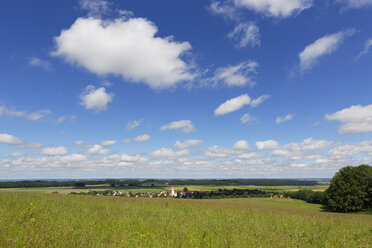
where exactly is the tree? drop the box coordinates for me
[326,164,372,212]
[74,182,86,188]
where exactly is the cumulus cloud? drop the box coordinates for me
[9,152,22,157]
[211,61,258,87]
[101,140,117,146]
[86,144,110,155]
[126,119,143,130]
[205,145,232,158]
[52,17,194,89]
[160,120,195,133]
[61,154,87,162]
[228,23,260,48]
[79,0,111,17]
[150,148,189,159]
[121,154,148,163]
[237,0,312,17]
[80,85,113,112]
[285,138,337,150]
[174,139,203,149]
[27,57,52,71]
[240,113,257,124]
[0,133,23,146]
[41,146,68,156]
[209,1,239,20]
[299,29,356,71]
[276,113,294,123]
[215,94,251,116]
[122,139,132,144]
[0,105,51,121]
[211,0,313,18]
[325,104,372,134]
[256,140,280,150]
[233,140,250,150]
[134,134,151,142]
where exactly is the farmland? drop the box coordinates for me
[0,192,371,247]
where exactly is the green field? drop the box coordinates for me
[0,192,370,247]
[166,184,329,192]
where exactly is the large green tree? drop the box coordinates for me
[326,164,372,212]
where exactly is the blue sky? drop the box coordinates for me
[1,0,372,179]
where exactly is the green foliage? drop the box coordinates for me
[285,190,327,205]
[0,193,371,247]
[326,164,372,212]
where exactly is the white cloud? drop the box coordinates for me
[238,152,263,159]
[325,104,372,134]
[57,115,76,124]
[126,119,143,130]
[356,39,372,59]
[233,140,250,150]
[291,163,306,168]
[256,140,280,150]
[160,120,195,133]
[122,139,132,144]
[211,61,258,87]
[80,85,113,112]
[215,94,251,116]
[0,105,51,121]
[276,113,294,123]
[60,154,87,162]
[240,113,257,124]
[174,139,203,149]
[205,145,232,158]
[27,57,52,71]
[337,0,372,8]
[150,148,189,159]
[299,29,356,71]
[233,0,313,18]
[79,0,110,17]
[101,140,117,146]
[0,133,23,146]
[52,17,194,89]
[134,134,151,142]
[41,146,68,156]
[9,152,22,157]
[86,144,110,155]
[209,1,239,20]
[74,140,84,147]
[285,138,337,150]
[251,94,270,107]
[121,154,148,163]
[228,23,260,48]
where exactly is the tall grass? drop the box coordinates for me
[0,192,371,247]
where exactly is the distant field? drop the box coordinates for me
[0,184,329,194]
[0,192,370,247]
[166,184,329,192]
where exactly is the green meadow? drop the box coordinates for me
[1,192,371,248]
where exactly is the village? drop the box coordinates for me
[70,187,286,199]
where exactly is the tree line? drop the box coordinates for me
[285,165,372,212]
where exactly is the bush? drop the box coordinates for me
[326,165,372,212]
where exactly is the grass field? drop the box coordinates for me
[166,185,329,192]
[0,192,371,247]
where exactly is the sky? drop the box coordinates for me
[1,0,372,179]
